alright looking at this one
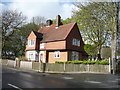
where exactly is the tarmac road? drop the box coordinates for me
[2,66,120,89]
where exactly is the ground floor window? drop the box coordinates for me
[54,51,60,58]
[29,53,34,60]
[72,51,79,60]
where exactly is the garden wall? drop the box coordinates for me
[1,59,111,74]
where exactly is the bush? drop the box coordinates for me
[99,60,109,65]
[18,56,28,61]
[55,60,109,65]
[55,61,64,64]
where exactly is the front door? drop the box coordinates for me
[39,51,45,63]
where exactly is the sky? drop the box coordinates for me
[1,0,118,22]
[1,0,78,22]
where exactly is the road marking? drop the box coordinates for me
[62,77,74,79]
[84,81,101,84]
[8,83,22,90]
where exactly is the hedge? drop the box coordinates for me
[55,60,109,65]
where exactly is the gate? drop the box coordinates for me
[116,61,120,74]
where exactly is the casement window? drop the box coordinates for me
[28,40,34,47]
[72,51,79,60]
[77,40,80,46]
[72,38,80,46]
[29,53,34,60]
[72,38,76,45]
[40,43,45,49]
[54,51,60,58]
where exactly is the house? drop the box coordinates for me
[25,15,88,63]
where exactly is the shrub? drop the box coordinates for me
[55,61,64,64]
[18,56,28,61]
[55,60,109,65]
[99,60,109,65]
[73,61,83,64]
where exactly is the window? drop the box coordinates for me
[72,38,77,45]
[72,38,80,46]
[72,51,79,60]
[29,53,34,59]
[54,51,60,58]
[78,40,80,46]
[28,40,34,47]
[40,43,45,49]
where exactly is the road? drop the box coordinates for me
[2,66,84,89]
[2,66,120,89]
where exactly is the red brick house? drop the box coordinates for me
[26,15,88,63]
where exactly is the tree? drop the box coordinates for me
[72,2,117,60]
[84,44,98,59]
[31,16,46,29]
[2,10,26,56]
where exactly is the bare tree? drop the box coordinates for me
[2,10,26,49]
[2,10,26,58]
[31,16,46,28]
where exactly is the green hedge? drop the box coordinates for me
[55,60,109,65]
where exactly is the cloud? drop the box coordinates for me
[1,0,75,22]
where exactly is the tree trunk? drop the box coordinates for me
[97,45,102,60]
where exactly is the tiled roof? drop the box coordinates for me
[38,22,76,42]
[33,31,43,39]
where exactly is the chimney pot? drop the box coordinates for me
[46,19,53,26]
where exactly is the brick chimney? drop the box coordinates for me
[46,19,53,26]
[56,15,62,27]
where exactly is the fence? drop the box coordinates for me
[1,59,112,74]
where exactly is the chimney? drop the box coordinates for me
[56,15,62,27]
[46,19,53,26]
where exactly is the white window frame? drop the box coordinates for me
[72,38,76,45]
[54,51,60,58]
[77,40,80,46]
[72,38,80,47]
[28,39,34,47]
[40,43,45,49]
[29,52,34,60]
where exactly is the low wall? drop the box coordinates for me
[1,59,8,65]
[1,59,111,74]
[7,60,16,67]
[32,63,110,73]
[20,61,32,70]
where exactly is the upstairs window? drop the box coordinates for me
[28,40,34,47]
[40,43,45,49]
[54,51,60,58]
[72,38,80,46]
[72,38,76,45]
[77,40,80,46]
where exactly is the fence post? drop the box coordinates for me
[87,64,90,72]
[64,63,66,72]
[109,57,111,73]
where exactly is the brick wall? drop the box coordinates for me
[48,51,68,63]
[41,41,66,50]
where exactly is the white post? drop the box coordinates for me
[109,57,111,73]
[64,62,66,72]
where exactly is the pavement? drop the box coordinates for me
[2,65,120,89]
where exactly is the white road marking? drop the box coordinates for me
[62,77,74,79]
[84,81,101,84]
[8,83,22,90]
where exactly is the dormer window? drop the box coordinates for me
[28,39,34,47]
